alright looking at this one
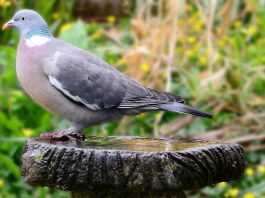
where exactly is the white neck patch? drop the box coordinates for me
[25,35,51,47]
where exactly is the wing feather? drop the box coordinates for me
[43,40,183,111]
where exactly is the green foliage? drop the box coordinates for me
[59,20,89,49]
[196,165,265,198]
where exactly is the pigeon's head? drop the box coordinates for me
[2,9,50,39]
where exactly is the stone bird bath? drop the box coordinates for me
[21,136,244,198]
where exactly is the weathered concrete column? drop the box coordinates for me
[21,136,244,198]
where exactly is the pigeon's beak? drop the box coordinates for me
[2,20,15,30]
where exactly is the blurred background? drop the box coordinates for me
[0,0,264,197]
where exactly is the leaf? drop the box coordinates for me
[59,20,89,49]
[0,153,20,179]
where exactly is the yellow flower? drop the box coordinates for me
[160,71,167,80]
[187,36,196,44]
[185,4,193,12]
[246,26,257,36]
[52,12,60,20]
[217,36,229,47]
[194,20,204,31]
[188,17,196,26]
[22,129,34,138]
[215,53,222,62]
[0,179,4,188]
[60,23,74,33]
[140,63,151,74]
[228,38,236,46]
[245,167,254,176]
[257,165,265,174]
[0,0,11,8]
[225,188,239,198]
[217,182,227,188]
[176,47,184,54]
[185,49,195,57]
[106,15,116,24]
[194,11,202,18]
[117,57,126,65]
[234,20,241,28]
[243,192,256,198]
[199,56,207,65]
[178,37,185,44]
[90,30,102,41]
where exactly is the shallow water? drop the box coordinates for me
[37,136,218,152]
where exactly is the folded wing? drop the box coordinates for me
[43,44,184,111]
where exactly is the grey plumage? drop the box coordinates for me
[45,40,184,111]
[4,9,212,139]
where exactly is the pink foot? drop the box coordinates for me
[39,131,85,141]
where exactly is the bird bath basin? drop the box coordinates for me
[21,136,244,198]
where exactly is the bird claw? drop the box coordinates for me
[39,131,85,141]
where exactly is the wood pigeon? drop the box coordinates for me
[3,9,212,140]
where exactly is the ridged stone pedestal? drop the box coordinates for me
[21,136,244,198]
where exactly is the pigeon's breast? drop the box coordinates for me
[16,41,73,117]
[16,41,47,94]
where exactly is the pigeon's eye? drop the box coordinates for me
[21,17,25,21]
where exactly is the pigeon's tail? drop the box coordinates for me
[158,102,213,118]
